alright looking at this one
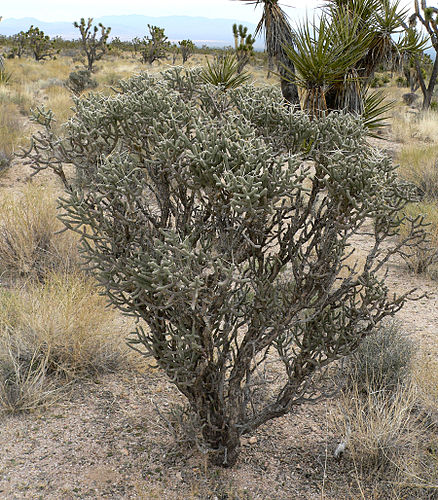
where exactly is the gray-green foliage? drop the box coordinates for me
[25,25,59,62]
[25,67,425,467]
[178,39,195,65]
[343,321,415,394]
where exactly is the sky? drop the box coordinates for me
[1,0,322,23]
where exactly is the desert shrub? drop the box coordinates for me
[65,69,98,95]
[0,151,12,174]
[398,202,438,277]
[371,76,383,88]
[335,342,438,498]
[26,67,425,466]
[0,184,81,279]
[430,100,438,111]
[396,76,408,87]
[342,321,414,395]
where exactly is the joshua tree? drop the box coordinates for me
[25,26,59,61]
[140,25,170,64]
[25,68,425,467]
[409,1,438,109]
[179,39,195,64]
[232,24,256,73]
[236,0,300,104]
[74,18,111,72]
[11,31,27,58]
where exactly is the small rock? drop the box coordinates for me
[248,436,258,445]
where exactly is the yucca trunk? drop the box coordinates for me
[303,87,328,119]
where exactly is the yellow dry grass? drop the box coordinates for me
[397,144,438,200]
[0,183,81,279]
[0,272,132,412]
[398,201,438,277]
[392,108,438,144]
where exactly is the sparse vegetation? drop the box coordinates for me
[0,272,126,412]
[398,201,438,277]
[334,321,438,499]
[0,8,437,497]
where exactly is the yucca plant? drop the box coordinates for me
[235,0,300,104]
[280,0,425,125]
[282,13,371,117]
[200,53,251,90]
[0,56,12,85]
[322,0,426,110]
[362,89,396,136]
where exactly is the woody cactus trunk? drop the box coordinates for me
[25,68,424,467]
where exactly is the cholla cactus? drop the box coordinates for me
[25,68,426,467]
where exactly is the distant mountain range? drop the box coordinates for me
[0,15,262,48]
[2,14,434,58]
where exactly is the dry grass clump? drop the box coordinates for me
[392,109,438,144]
[337,382,423,468]
[412,353,438,427]
[398,144,438,200]
[0,102,26,171]
[0,183,81,280]
[0,272,129,412]
[334,322,438,498]
[42,84,74,130]
[18,272,124,378]
[398,202,438,277]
